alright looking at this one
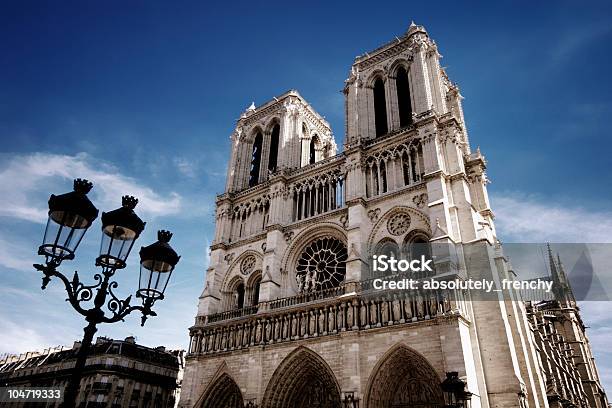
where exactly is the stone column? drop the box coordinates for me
[409,43,433,114]
[426,45,447,114]
[225,131,240,192]
[260,230,285,303]
[345,201,368,286]
[259,130,271,183]
[387,74,400,131]
[300,137,310,166]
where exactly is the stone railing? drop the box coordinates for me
[188,288,468,356]
[206,305,259,323]
[268,286,345,310]
[194,287,344,326]
[284,152,345,180]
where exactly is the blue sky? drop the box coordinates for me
[1,0,612,392]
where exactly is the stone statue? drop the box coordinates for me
[274,317,280,341]
[255,321,262,344]
[282,316,289,340]
[236,326,243,348]
[291,314,298,338]
[309,311,316,335]
[318,309,325,334]
[265,319,272,342]
[346,302,354,328]
[307,269,317,291]
[370,301,378,326]
[300,312,307,336]
[328,307,336,332]
[360,300,367,327]
[381,300,389,325]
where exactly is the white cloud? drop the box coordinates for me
[174,157,198,178]
[0,318,78,356]
[492,192,612,392]
[0,152,182,224]
[0,236,35,271]
[491,192,612,243]
[579,301,612,327]
[550,23,612,63]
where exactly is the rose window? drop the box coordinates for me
[240,255,256,275]
[296,237,347,292]
[387,213,411,236]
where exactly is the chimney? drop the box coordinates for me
[96,336,111,345]
[124,336,136,344]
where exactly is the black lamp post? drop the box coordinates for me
[33,179,180,408]
[441,372,472,408]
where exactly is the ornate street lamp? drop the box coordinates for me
[33,179,180,408]
[97,195,145,270]
[138,230,180,300]
[441,372,472,408]
[39,179,98,264]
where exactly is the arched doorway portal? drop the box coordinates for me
[197,373,244,408]
[365,344,444,408]
[262,346,341,408]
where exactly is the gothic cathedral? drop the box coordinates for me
[179,24,608,408]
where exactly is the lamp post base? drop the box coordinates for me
[61,322,98,408]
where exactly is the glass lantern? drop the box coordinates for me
[40,179,99,263]
[138,230,180,301]
[441,372,470,408]
[97,196,145,269]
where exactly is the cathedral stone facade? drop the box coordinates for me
[179,24,608,408]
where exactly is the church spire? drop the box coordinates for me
[547,243,575,304]
[556,253,575,304]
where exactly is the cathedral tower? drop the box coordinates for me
[179,23,607,408]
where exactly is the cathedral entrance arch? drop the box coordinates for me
[261,346,341,408]
[196,373,244,408]
[365,344,444,408]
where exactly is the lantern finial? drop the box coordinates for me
[158,230,172,243]
[73,179,93,194]
[121,195,138,210]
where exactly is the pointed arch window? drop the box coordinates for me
[309,135,320,164]
[249,132,263,187]
[268,124,280,172]
[410,236,431,261]
[380,160,388,193]
[235,283,245,309]
[373,77,388,137]
[396,66,413,127]
[402,151,411,185]
[250,276,261,306]
[404,233,433,278]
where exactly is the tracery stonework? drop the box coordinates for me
[296,237,347,292]
[180,23,608,408]
[240,255,256,275]
[387,213,411,236]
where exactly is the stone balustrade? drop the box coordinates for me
[269,285,345,310]
[206,305,259,323]
[188,287,468,356]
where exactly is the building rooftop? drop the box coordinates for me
[0,336,183,373]
[239,89,331,131]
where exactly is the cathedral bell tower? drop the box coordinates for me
[179,23,606,408]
